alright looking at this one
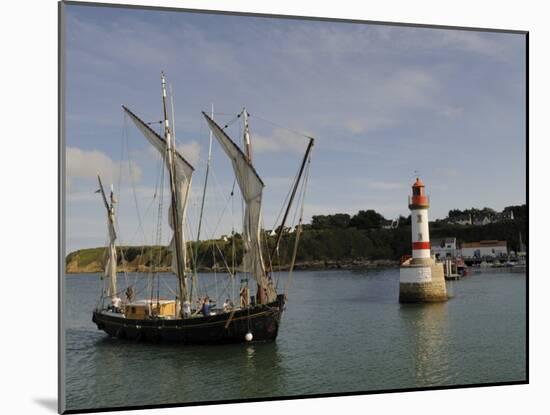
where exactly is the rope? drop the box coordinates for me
[248,112,313,140]
[284,154,312,298]
[150,139,166,303]
[221,109,244,130]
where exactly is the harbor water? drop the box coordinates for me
[64,268,526,411]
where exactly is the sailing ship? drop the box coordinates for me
[92,72,314,344]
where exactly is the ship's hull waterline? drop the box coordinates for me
[92,294,285,344]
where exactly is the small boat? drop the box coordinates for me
[442,257,468,280]
[455,257,469,277]
[479,261,492,268]
[92,72,314,344]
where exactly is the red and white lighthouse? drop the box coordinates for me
[399,177,447,303]
[409,177,431,261]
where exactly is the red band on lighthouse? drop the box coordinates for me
[412,241,431,250]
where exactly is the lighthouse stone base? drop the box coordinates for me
[399,258,448,303]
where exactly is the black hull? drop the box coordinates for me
[92,295,285,344]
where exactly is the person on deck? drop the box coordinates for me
[182,300,191,318]
[201,296,212,317]
[240,286,249,308]
[223,298,234,312]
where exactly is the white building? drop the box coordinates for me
[431,237,457,259]
[460,240,508,258]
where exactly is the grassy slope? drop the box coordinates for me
[65,219,526,273]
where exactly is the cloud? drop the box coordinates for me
[345,117,397,134]
[177,141,201,166]
[366,180,406,190]
[148,140,202,167]
[435,30,521,61]
[252,128,311,154]
[66,146,141,190]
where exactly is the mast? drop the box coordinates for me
[241,107,266,303]
[97,175,118,304]
[161,72,188,309]
[243,108,252,162]
[269,137,315,266]
[192,104,214,302]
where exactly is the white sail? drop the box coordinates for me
[123,106,194,277]
[203,112,276,303]
[97,176,119,305]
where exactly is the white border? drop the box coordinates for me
[1,0,544,414]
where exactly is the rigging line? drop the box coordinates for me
[271,160,302,232]
[126,272,154,299]
[193,104,213,303]
[221,109,244,130]
[248,112,314,140]
[160,276,178,297]
[261,218,276,279]
[101,233,109,299]
[112,114,130,290]
[208,165,238,223]
[122,122,165,288]
[113,220,129,291]
[117,112,126,208]
[229,187,236,304]
[289,167,306,230]
[127,144,148,244]
[123,112,160,289]
[192,172,236,270]
[142,153,165,293]
[150,120,166,288]
[213,111,244,116]
[212,236,234,279]
[123,190,157,247]
[212,241,219,305]
[194,208,235,277]
[187,172,236,280]
[284,154,312,298]
[151,141,167,304]
[210,265,234,305]
[274,238,282,290]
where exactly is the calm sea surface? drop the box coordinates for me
[64,268,526,411]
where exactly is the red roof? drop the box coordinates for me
[462,240,507,248]
[412,177,424,187]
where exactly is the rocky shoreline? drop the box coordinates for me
[65,258,399,274]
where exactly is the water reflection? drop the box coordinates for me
[238,342,285,398]
[399,303,451,386]
[88,336,285,408]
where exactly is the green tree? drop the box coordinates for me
[350,210,386,229]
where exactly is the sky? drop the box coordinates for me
[64,4,526,253]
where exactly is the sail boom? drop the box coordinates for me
[269,137,315,266]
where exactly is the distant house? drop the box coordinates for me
[460,240,508,258]
[381,218,399,229]
[496,210,515,221]
[431,237,457,259]
[449,213,472,225]
[472,215,493,226]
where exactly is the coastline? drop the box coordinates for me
[65,258,399,274]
